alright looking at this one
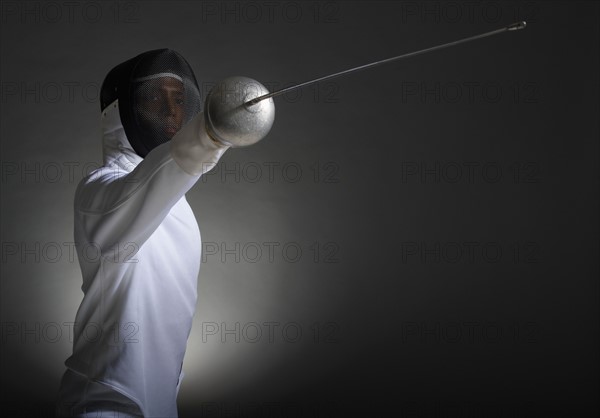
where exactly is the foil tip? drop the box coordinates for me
[508,21,527,31]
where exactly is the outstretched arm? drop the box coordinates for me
[75,111,227,259]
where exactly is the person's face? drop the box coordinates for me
[136,76,185,138]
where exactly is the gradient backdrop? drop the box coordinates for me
[1,1,599,417]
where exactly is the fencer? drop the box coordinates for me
[55,23,527,418]
[56,49,234,418]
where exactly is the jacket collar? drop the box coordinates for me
[101,99,143,172]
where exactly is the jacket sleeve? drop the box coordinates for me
[75,112,227,259]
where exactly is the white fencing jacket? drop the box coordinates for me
[62,100,227,417]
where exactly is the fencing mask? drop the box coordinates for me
[100,49,202,158]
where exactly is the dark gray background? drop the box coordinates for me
[1,1,598,417]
